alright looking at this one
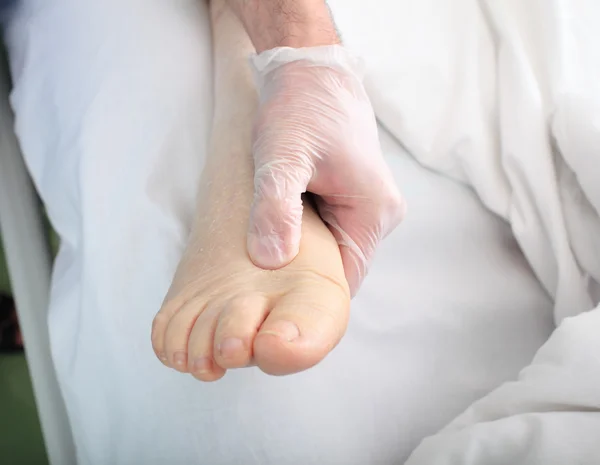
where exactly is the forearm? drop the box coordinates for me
[226,0,340,53]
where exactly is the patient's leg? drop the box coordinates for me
[151,0,350,381]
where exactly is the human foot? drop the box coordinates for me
[150,0,350,381]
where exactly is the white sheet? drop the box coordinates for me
[329,0,600,463]
[406,307,600,464]
[332,0,600,323]
[3,0,582,463]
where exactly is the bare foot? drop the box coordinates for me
[150,0,350,381]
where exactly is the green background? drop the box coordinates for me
[0,219,57,464]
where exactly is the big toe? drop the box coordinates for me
[253,279,350,376]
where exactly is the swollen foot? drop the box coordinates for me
[150,0,350,381]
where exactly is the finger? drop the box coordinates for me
[317,191,406,296]
[326,218,371,297]
[247,161,310,270]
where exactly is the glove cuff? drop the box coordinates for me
[250,45,365,85]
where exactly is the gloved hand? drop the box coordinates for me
[248,45,406,296]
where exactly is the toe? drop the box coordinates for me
[253,280,350,376]
[163,295,207,373]
[151,310,172,366]
[213,294,271,370]
[187,303,227,382]
[152,296,190,366]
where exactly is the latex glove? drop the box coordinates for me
[248,45,406,296]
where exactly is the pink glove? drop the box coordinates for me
[248,45,406,296]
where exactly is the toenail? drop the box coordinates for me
[192,357,212,373]
[217,338,244,359]
[172,352,187,367]
[159,352,168,362]
[261,320,300,342]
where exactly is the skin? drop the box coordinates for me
[225,0,404,295]
[226,0,341,52]
[151,0,350,380]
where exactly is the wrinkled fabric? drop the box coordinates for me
[7,0,600,463]
[406,306,600,465]
[2,0,554,463]
[329,0,600,462]
[333,0,600,324]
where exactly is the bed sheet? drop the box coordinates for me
[329,1,600,463]
[4,0,554,464]
[330,0,600,324]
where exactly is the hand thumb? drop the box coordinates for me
[247,164,308,269]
